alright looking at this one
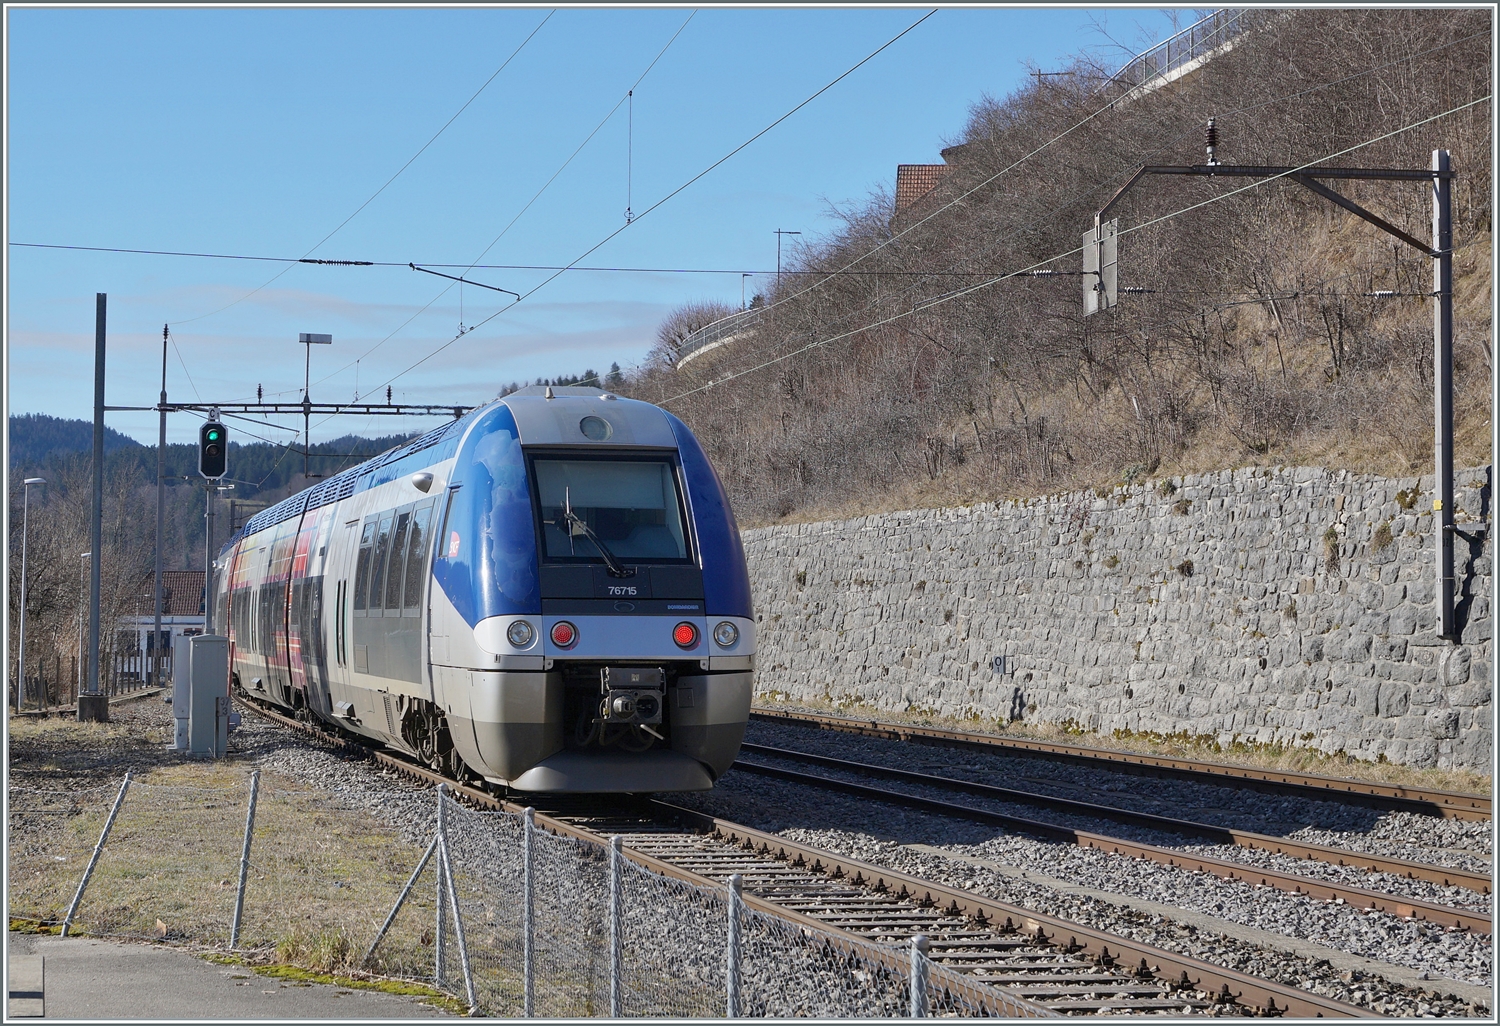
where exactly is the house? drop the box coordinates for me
[117,570,206,683]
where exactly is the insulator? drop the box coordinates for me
[1205,118,1219,165]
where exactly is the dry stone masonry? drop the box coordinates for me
[742,466,1492,770]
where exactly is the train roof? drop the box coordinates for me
[232,387,680,542]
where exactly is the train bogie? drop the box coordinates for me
[217,386,754,793]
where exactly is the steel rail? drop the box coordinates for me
[734,759,1489,935]
[653,802,1382,1020]
[236,695,1382,1018]
[233,699,1049,1016]
[741,743,1492,894]
[750,707,1492,820]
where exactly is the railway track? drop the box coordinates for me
[749,708,1492,821]
[237,695,1381,1018]
[732,755,1491,935]
[737,743,1490,895]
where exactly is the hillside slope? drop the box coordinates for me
[633,9,1492,526]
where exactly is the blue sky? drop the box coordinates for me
[7,5,1182,446]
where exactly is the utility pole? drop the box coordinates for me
[81,294,108,722]
[1083,131,1458,637]
[299,333,332,479]
[1433,149,1454,638]
[775,229,801,289]
[154,325,168,687]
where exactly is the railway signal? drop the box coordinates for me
[199,417,228,479]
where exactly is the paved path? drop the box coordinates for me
[8,933,451,1019]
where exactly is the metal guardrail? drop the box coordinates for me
[674,309,762,369]
[1096,9,1251,97]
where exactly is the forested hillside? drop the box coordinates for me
[635,9,1493,525]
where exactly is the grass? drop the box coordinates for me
[203,953,466,1016]
[754,693,1492,796]
[6,700,449,997]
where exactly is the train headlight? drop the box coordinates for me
[672,622,699,648]
[713,621,739,648]
[507,620,535,648]
[550,621,578,648]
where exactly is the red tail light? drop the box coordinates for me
[551,621,577,647]
[673,622,699,648]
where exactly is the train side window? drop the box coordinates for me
[436,487,458,559]
[385,509,412,611]
[403,502,434,612]
[369,513,395,616]
[353,519,376,611]
[335,580,346,666]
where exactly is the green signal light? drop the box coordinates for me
[207,430,221,441]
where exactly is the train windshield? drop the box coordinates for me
[533,457,689,563]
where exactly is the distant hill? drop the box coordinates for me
[7,415,419,501]
[8,413,143,464]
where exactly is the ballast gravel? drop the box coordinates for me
[672,766,1492,1018]
[739,745,1494,914]
[226,710,1491,1017]
[744,719,1494,864]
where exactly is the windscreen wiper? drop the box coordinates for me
[561,487,633,578]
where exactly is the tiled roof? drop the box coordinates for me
[895,164,949,212]
[133,571,205,617]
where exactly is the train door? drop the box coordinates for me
[325,518,364,721]
[287,511,318,712]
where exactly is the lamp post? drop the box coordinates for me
[16,477,46,709]
[774,229,801,289]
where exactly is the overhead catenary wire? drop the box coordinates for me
[167,9,554,331]
[307,9,699,391]
[666,25,1493,357]
[690,37,1492,382]
[659,94,1489,407]
[355,9,939,406]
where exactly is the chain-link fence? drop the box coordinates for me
[9,773,1055,1018]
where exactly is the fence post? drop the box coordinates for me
[910,934,929,1017]
[437,820,478,1013]
[62,770,132,936]
[726,874,743,1019]
[609,835,623,1017]
[435,784,447,983]
[230,770,260,948]
[363,834,438,967]
[523,806,535,1017]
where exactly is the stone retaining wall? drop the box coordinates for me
[741,466,1492,769]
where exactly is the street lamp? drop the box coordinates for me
[774,229,801,289]
[16,477,46,709]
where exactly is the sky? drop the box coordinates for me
[6,5,1184,447]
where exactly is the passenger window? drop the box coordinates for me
[354,520,376,611]
[369,514,394,614]
[385,511,411,610]
[403,504,432,611]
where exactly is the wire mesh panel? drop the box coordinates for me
[530,826,612,1016]
[739,904,911,1018]
[618,857,728,1017]
[62,781,245,943]
[440,804,526,1015]
[7,780,123,929]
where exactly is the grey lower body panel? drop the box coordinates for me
[509,749,713,793]
[438,667,752,792]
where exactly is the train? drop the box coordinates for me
[212,386,755,792]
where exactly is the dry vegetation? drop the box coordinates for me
[5,700,445,991]
[754,695,1493,797]
[630,10,1493,526]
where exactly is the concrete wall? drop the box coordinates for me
[742,466,1492,769]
